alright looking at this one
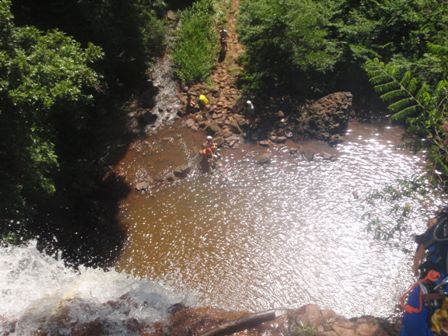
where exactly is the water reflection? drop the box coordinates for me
[116,120,444,317]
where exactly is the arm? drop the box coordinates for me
[412,244,426,276]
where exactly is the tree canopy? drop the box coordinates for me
[0,0,103,238]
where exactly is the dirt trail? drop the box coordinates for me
[177,0,251,150]
[209,0,244,113]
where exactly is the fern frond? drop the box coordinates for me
[400,71,411,87]
[374,80,398,93]
[391,105,419,121]
[388,97,416,112]
[427,43,448,58]
[416,83,432,106]
[380,89,404,101]
[364,57,426,120]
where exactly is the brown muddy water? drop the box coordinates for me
[115,120,444,318]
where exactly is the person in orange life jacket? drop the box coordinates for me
[400,214,448,336]
[200,136,217,159]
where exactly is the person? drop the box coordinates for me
[199,136,218,172]
[200,135,217,158]
[219,27,228,62]
[198,94,209,110]
[400,211,448,336]
[246,99,254,112]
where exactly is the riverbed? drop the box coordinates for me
[115,119,444,317]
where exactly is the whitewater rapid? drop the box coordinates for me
[0,241,192,335]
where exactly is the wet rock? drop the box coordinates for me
[284,130,294,138]
[214,136,225,147]
[256,153,272,165]
[226,118,242,134]
[143,112,158,124]
[259,140,270,147]
[355,319,381,336]
[204,121,222,135]
[289,148,299,155]
[135,181,150,192]
[329,134,343,146]
[173,164,191,179]
[226,135,240,148]
[277,110,285,118]
[303,304,324,328]
[221,128,234,138]
[164,172,175,182]
[302,150,315,161]
[72,320,105,336]
[186,119,196,128]
[233,114,248,127]
[322,152,336,161]
[296,91,353,141]
[270,135,286,144]
[168,303,187,315]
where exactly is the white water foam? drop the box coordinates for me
[0,241,192,335]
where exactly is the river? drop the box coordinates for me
[0,119,444,334]
[115,119,444,317]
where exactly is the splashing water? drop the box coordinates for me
[0,241,192,335]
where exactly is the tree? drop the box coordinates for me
[0,0,102,239]
[237,0,341,94]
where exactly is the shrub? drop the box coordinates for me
[172,0,219,83]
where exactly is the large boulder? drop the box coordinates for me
[296,92,353,142]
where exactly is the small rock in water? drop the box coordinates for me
[173,164,191,179]
[284,130,293,138]
[186,119,196,128]
[289,148,299,155]
[135,181,150,192]
[256,153,272,165]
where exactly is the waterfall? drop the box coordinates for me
[0,241,192,335]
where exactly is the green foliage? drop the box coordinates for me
[363,177,432,246]
[172,0,219,83]
[238,0,341,94]
[294,323,316,336]
[364,58,428,126]
[0,0,102,234]
[11,0,166,88]
[365,56,448,180]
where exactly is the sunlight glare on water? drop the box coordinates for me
[117,120,444,317]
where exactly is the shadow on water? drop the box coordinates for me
[34,100,134,267]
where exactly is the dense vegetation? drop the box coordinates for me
[172,0,221,84]
[0,0,167,264]
[238,0,448,182]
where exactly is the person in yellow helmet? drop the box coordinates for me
[198,94,209,110]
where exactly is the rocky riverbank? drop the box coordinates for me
[2,303,397,335]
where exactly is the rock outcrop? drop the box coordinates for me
[296,92,353,143]
[158,305,397,336]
